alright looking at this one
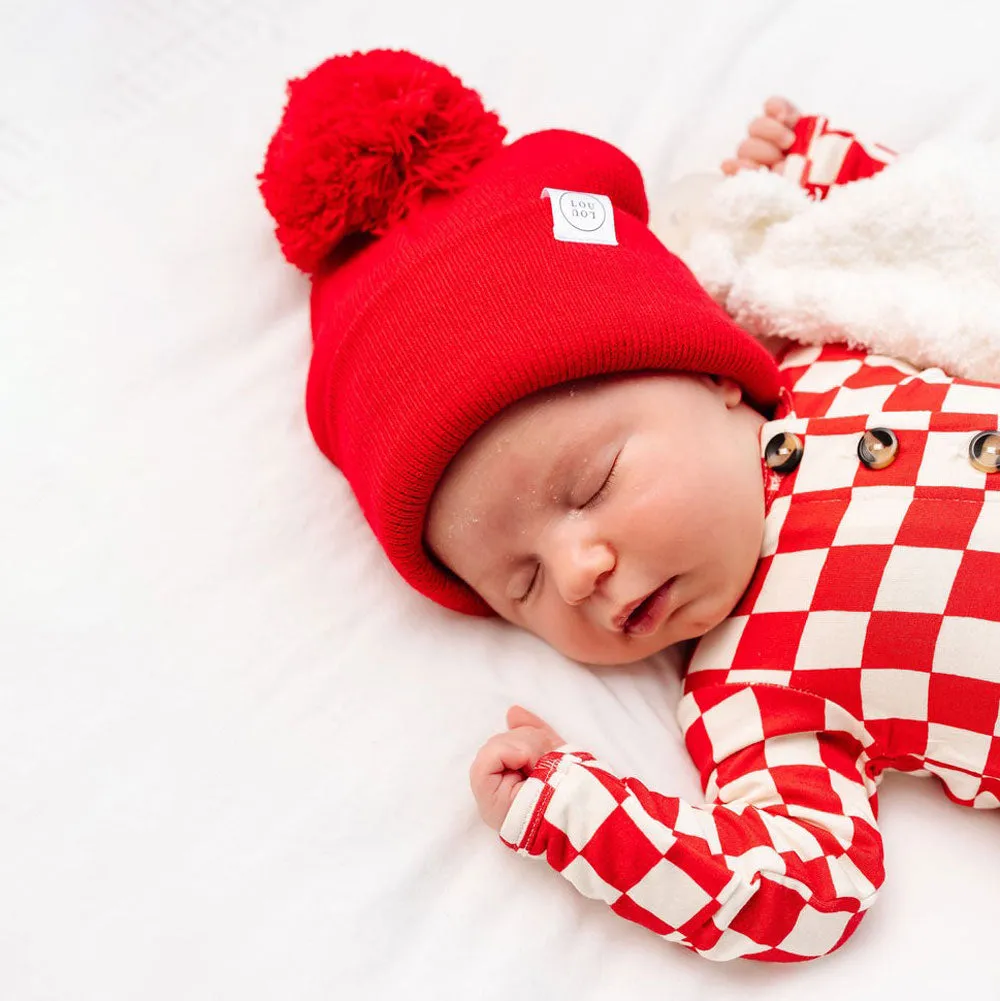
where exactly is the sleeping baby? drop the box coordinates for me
[259,49,1000,961]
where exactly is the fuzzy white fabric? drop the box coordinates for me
[658,143,1000,380]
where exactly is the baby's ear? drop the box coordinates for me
[711,375,744,407]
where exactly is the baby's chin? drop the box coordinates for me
[555,621,696,667]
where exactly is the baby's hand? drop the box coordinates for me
[470,705,564,831]
[721,97,801,175]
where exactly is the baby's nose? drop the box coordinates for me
[554,540,616,605]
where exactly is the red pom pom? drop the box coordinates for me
[259,49,507,273]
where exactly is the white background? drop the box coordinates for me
[2,2,998,998]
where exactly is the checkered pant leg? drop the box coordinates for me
[500,686,883,961]
[777,115,896,200]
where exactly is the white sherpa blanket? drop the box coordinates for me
[652,141,1000,381]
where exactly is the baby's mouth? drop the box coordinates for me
[618,578,677,636]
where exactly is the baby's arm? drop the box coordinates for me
[723,98,896,199]
[780,115,896,198]
[476,688,883,962]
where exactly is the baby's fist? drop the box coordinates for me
[470,706,564,831]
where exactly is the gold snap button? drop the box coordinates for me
[969,431,1000,474]
[858,427,898,470]
[764,432,804,474]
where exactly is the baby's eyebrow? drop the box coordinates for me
[481,465,564,597]
[548,449,576,490]
[544,428,590,489]
[479,427,590,597]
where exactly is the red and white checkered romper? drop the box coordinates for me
[499,120,999,961]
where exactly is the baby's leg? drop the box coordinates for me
[721,97,801,175]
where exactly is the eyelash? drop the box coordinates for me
[518,564,540,604]
[583,452,620,509]
[517,452,621,605]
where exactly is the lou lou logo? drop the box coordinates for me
[541,187,618,246]
[560,193,604,231]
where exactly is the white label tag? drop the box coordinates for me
[541,188,618,246]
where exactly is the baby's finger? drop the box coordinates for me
[506,705,540,730]
[469,739,507,790]
[748,115,797,152]
[469,731,544,786]
[506,705,563,743]
[763,96,801,130]
[722,157,764,175]
[471,766,525,831]
[736,137,785,168]
[504,725,562,767]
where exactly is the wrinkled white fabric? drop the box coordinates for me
[4,1,1000,999]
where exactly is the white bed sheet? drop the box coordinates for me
[2,1,998,998]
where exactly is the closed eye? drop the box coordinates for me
[517,563,540,604]
[583,451,621,508]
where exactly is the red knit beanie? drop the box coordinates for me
[259,49,783,616]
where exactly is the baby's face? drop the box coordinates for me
[425,372,768,665]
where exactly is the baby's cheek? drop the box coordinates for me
[534,607,622,664]
[626,477,708,542]
[543,610,596,656]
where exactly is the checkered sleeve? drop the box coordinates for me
[777,115,896,200]
[499,684,883,962]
